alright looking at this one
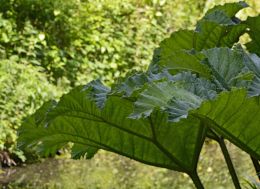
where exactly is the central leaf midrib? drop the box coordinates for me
[205,58,231,90]
[49,107,153,141]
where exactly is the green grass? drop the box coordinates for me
[1,141,258,189]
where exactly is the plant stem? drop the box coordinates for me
[189,172,205,189]
[250,156,260,180]
[218,137,241,189]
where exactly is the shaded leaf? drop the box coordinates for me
[203,47,252,90]
[192,89,260,159]
[244,16,260,56]
[204,1,248,18]
[18,83,207,173]
[130,74,217,122]
[112,70,173,97]
[85,80,110,108]
[158,50,211,78]
[194,22,246,50]
[159,30,194,53]
[129,81,202,119]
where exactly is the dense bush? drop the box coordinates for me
[0,0,208,85]
[71,0,208,86]
[0,14,65,161]
[0,60,61,160]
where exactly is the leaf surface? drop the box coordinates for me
[204,1,248,18]
[244,16,260,56]
[158,50,211,78]
[192,89,260,159]
[203,47,252,90]
[129,72,216,121]
[18,83,207,173]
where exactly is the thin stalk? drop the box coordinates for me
[250,156,260,180]
[189,172,205,189]
[218,137,241,189]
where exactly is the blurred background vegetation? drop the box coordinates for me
[0,0,259,188]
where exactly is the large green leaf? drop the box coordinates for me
[159,22,245,55]
[18,82,207,173]
[112,70,173,97]
[191,89,260,159]
[158,50,211,78]
[194,1,247,50]
[158,32,198,75]
[244,16,260,56]
[241,51,260,96]
[172,72,217,99]
[157,2,249,78]
[195,1,247,32]
[203,47,253,90]
[220,24,247,47]
[157,25,247,79]
[204,1,248,18]
[194,21,246,50]
[249,76,260,97]
[243,53,260,77]
[159,47,254,92]
[129,73,217,121]
[159,30,194,52]
[129,81,203,120]
[198,10,235,26]
[85,80,110,108]
[18,101,68,156]
[159,1,247,55]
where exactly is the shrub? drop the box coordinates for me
[0,59,61,161]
